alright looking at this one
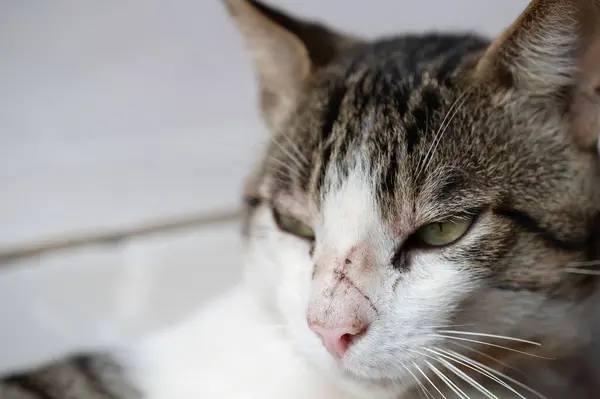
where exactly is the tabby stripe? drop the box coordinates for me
[74,356,120,399]
[405,86,442,155]
[313,83,346,194]
[4,376,56,399]
[495,207,586,252]
[313,56,364,194]
[435,38,488,81]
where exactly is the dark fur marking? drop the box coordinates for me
[3,376,56,399]
[314,83,347,194]
[495,207,586,252]
[405,87,442,155]
[391,249,410,272]
[74,356,120,399]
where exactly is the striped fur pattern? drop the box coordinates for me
[1,0,599,398]
[234,0,600,397]
[0,355,138,399]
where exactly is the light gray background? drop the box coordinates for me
[0,0,528,374]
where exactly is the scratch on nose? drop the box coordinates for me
[332,270,379,316]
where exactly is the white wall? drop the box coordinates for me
[0,0,528,373]
[0,0,526,248]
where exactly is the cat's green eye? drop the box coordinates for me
[274,211,315,240]
[414,218,472,247]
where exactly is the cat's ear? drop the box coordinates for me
[224,0,360,132]
[475,0,600,150]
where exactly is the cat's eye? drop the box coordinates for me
[273,210,315,240]
[414,218,472,247]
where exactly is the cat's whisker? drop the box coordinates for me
[270,166,307,187]
[415,95,460,181]
[426,323,476,329]
[270,136,308,172]
[562,259,600,275]
[267,157,298,174]
[447,341,524,376]
[425,348,498,399]
[404,364,434,399]
[410,349,470,399]
[416,89,470,182]
[432,334,551,359]
[413,361,448,399]
[278,132,310,167]
[424,359,469,399]
[267,155,306,179]
[431,347,529,399]
[564,267,600,275]
[436,330,540,346]
[446,349,547,399]
[421,90,471,176]
[565,259,600,268]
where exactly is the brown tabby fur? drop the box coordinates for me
[232,0,600,396]
[1,0,599,398]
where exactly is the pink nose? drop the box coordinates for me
[309,324,366,358]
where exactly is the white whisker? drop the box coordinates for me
[427,324,476,329]
[437,330,540,346]
[413,361,448,399]
[447,349,547,399]
[416,89,471,182]
[431,347,528,399]
[267,156,306,180]
[421,91,470,176]
[404,364,434,399]
[566,260,600,268]
[411,349,471,399]
[270,137,306,172]
[447,341,523,376]
[432,334,551,359]
[425,360,469,399]
[564,267,600,275]
[427,348,498,399]
[416,93,462,179]
[279,132,310,166]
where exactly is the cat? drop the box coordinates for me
[2,0,600,397]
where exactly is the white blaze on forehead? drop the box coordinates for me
[319,164,388,256]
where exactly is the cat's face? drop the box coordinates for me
[227,0,600,390]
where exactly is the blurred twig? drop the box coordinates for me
[0,208,242,265]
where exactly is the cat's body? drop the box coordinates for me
[3,0,600,398]
[123,284,377,399]
[3,285,600,399]
[0,355,139,399]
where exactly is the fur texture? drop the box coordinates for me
[2,0,600,398]
[227,0,600,396]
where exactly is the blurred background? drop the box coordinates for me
[0,0,530,374]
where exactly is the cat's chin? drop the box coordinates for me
[290,331,414,394]
[337,356,419,388]
[319,358,414,399]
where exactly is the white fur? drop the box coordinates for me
[120,166,494,398]
[121,284,361,399]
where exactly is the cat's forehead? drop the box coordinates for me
[256,33,597,233]
[263,36,493,216]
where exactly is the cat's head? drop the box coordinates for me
[226,0,600,391]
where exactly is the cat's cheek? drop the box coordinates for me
[339,256,479,380]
